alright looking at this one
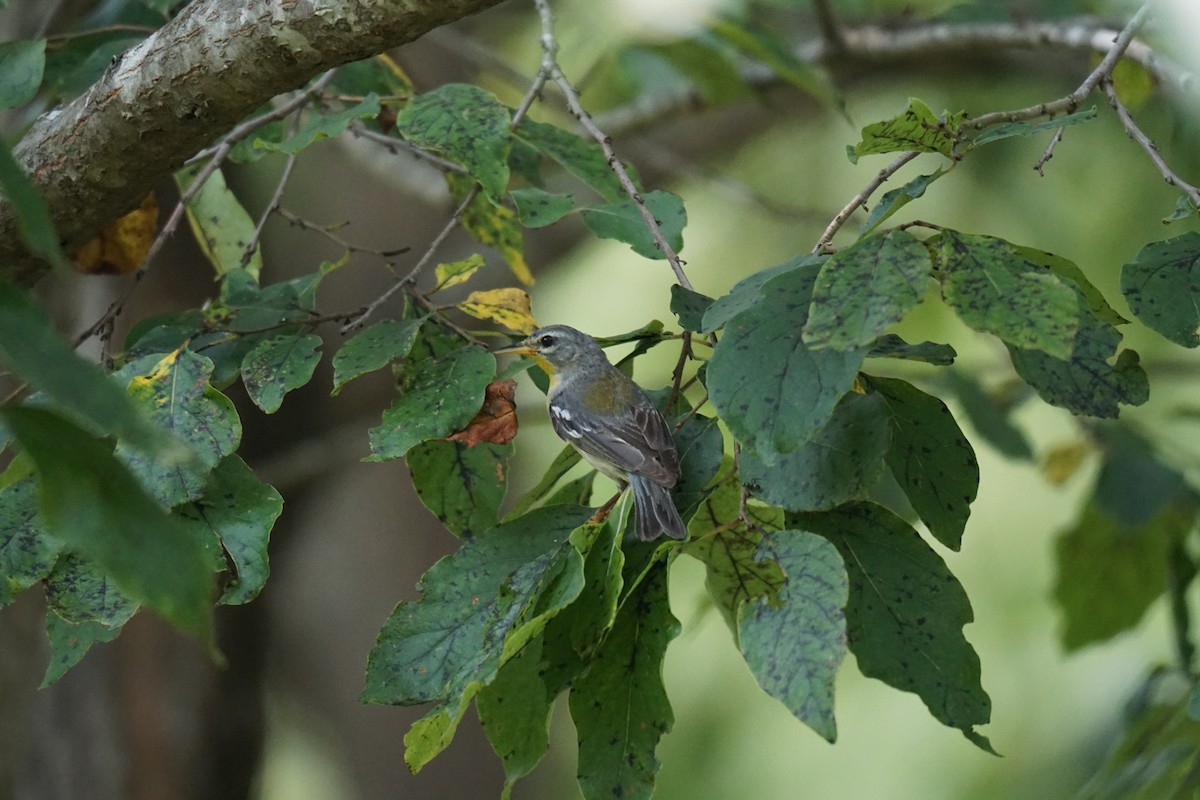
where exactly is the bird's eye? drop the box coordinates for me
[538,334,555,348]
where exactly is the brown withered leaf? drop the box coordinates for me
[446,379,518,446]
[72,192,159,275]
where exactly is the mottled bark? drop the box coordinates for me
[0,0,505,285]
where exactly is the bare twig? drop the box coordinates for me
[1102,76,1200,210]
[813,151,920,251]
[531,0,697,291]
[1033,127,1066,176]
[275,207,411,259]
[243,114,305,265]
[348,122,470,174]
[343,184,481,333]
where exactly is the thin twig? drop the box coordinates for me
[243,114,305,265]
[275,207,411,259]
[348,122,470,174]
[1102,76,1200,209]
[814,151,920,251]
[531,0,697,291]
[965,4,1152,131]
[343,185,481,333]
[1033,127,1066,176]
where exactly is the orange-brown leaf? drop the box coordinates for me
[446,379,518,446]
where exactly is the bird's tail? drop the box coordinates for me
[629,475,687,541]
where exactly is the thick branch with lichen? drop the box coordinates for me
[0,0,504,286]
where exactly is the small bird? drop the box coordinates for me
[496,325,687,541]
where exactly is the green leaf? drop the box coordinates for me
[41,610,122,689]
[709,18,842,111]
[512,118,634,204]
[741,392,891,511]
[634,39,750,105]
[362,504,593,705]
[118,349,241,507]
[867,334,956,365]
[969,107,1097,147]
[0,39,46,109]
[1013,243,1128,327]
[868,376,979,550]
[175,164,263,279]
[395,84,512,202]
[798,502,992,748]
[3,407,214,640]
[0,138,66,268]
[851,98,966,160]
[555,521,624,659]
[1162,194,1198,225]
[669,412,724,520]
[1007,303,1148,418]
[239,333,322,414]
[803,229,931,349]
[0,478,59,607]
[0,277,170,452]
[708,262,868,461]
[477,636,553,798]
[177,455,282,605]
[936,230,1082,359]
[942,371,1034,460]
[255,94,381,154]
[503,444,582,520]
[1092,428,1187,528]
[701,253,823,333]
[44,551,138,627]
[1054,502,1185,651]
[331,318,421,395]
[571,561,679,800]
[738,530,848,742]
[859,169,949,236]
[580,190,686,260]
[511,187,575,228]
[367,345,495,460]
[1120,232,1200,347]
[669,285,714,332]
[406,440,511,538]
[684,479,785,636]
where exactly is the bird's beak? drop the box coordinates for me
[493,340,534,356]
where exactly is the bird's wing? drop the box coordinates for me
[549,395,678,488]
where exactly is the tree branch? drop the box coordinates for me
[0,0,505,286]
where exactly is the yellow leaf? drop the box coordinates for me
[450,173,535,285]
[434,254,485,293]
[1042,440,1092,485]
[71,192,158,275]
[458,288,539,335]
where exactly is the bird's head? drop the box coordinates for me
[494,324,606,378]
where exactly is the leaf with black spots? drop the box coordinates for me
[741,392,891,511]
[331,318,422,395]
[1007,301,1148,418]
[797,502,993,750]
[1120,232,1200,347]
[4,407,214,642]
[701,253,823,333]
[366,345,496,460]
[803,228,931,350]
[868,376,978,550]
[406,440,510,538]
[512,118,635,203]
[0,478,59,607]
[117,348,242,507]
[850,98,966,160]
[177,455,283,605]
[511,187,575,228]
[580,190,687,260]
[477,636,553,799]
[936,230,1082,359]
[670,284,714,332]
[240,333,322,414]
[395,84,512,202]
[571,561,679,800]
[709,262,868,461]
[739,530,848,741]
[41,610,122,688]
[867,334,956,365]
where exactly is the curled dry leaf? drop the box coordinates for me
[446,378,518,446]
[72,192,158,275]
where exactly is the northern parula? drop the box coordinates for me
[496,324,687,541]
